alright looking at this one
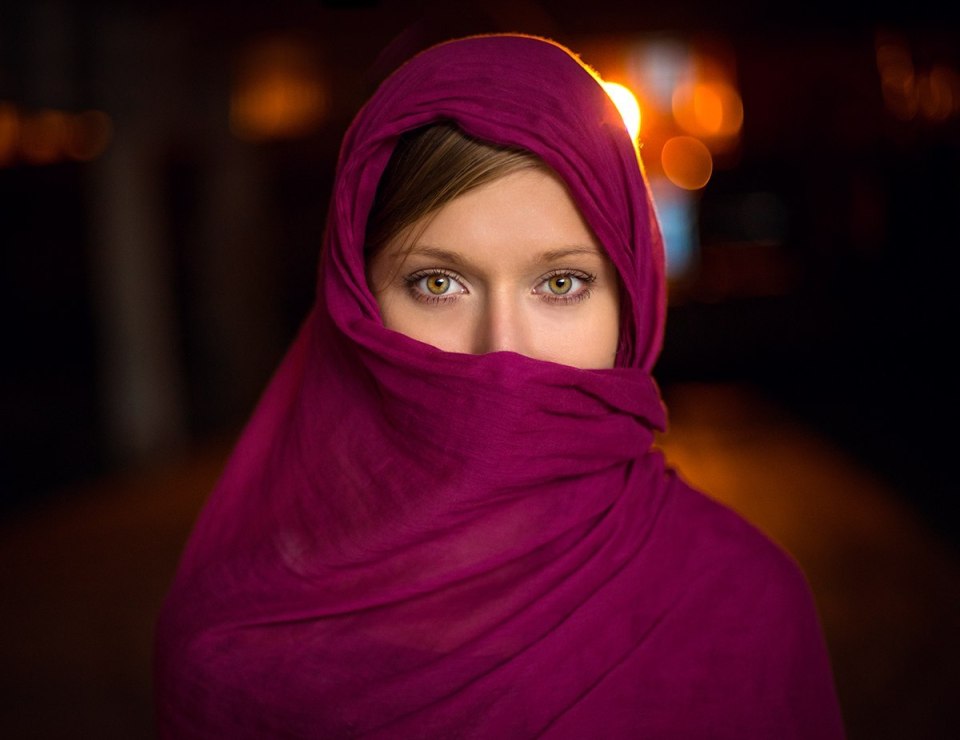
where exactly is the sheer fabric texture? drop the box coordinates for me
[155,34,845,739]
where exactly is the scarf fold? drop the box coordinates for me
[155,34,844,739]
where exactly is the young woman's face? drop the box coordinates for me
[367,168,620,369]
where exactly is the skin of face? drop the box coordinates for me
[367,168,621,369]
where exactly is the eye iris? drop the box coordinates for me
[548,275,572,295]
[427,276,449,295]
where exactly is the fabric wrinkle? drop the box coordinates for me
[154,33,845,739]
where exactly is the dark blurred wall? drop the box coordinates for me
[1,1,956,544]
[657,23,959,544]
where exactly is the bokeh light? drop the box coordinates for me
[0,104,112,167]
[876,33,960,123]
[64,110,113,162]
[919,66,956,121]
[230,37,328,141]
[660,135,713,190]
[0,102,19,165]
[672,80,743,139]
[19,109,69,165]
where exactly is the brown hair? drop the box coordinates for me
[365,122,543,257]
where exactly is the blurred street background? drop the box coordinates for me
[1,1,957,737]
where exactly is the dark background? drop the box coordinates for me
[1,2,957,736]
[3,0,955,539]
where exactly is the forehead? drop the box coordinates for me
[393,169,604,261]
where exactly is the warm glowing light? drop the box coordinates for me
[876,37,919,120]
[231,37,328,141]
[875,39,914,81]
[919,66,956,121]
[882,78,918,120]
[0,102,19,165]
[876,35,960,123]
[672,81,743,139]
[65,110,113,161]
[693,84,723,133]
[660,136,713,190]
[602,81,641,141]
[0,103,112,166]
[19,109,68,164]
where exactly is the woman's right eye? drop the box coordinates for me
[406,270,467,301]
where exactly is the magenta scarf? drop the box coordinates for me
[155,35,844,738]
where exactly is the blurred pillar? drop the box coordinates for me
[192,132,281,432]
[87,11,187,461]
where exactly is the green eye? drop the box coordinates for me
[427,276,450,294]
[547,275,573,294]
[409,271,466,300]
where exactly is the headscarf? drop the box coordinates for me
[155,34,844,738]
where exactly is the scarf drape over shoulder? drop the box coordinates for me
[155,34,844,739]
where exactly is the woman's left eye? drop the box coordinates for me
[534,271,593,300]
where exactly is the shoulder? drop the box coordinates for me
[658,480,830,660]
[641,477,846,738]
[661,477,813,609]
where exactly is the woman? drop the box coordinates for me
[155,34,845,738]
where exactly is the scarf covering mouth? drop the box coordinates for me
[154,34,845,739]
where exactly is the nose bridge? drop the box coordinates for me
[477,288,528,355]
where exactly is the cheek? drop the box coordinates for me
[377,291,472,353]
[576,293,620,368]
[529,293,620,369]
[376,291,422,338]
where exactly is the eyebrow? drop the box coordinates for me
[403,245,468,265]
[401,244,604,265]
[534,246,604,263]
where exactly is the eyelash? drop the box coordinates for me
[537,269,596,304]
[404,268,465,304]
[403,268,596,304]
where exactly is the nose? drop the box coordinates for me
[473,292,530,357]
